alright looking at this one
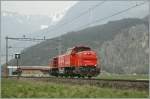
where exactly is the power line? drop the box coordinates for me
[41,1,106,36]
[8,46,27,49]
[1,54,13,57]
[75,2,145,30]
[59,1,106,28]
[7,37,46,41]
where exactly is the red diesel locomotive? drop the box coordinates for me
[49,46,100,78]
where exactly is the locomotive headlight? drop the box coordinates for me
[95,64,97,66]
[87,53,91,55]
[84,52,90,55]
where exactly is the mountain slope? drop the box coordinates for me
[101,24,148,74]
[7,17,149,74]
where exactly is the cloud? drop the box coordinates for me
[1,1,77,16]
[40,25,48,30]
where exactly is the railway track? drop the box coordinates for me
[6,76,149,91]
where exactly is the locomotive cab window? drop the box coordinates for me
[75,47,91,52]
[66,46,91,54]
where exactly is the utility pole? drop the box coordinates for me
[5,36,8,77]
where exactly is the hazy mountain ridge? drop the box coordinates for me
[100,24,148,74]
[7,17,149,74]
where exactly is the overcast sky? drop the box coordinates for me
[1,1,77,16]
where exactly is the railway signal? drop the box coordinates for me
[15,53,20,69]
[5,36,46,77]
[15,53,21,59]
[14,53,22,78]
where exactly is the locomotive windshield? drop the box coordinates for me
[66,46,91,54]
[74,47,91,52]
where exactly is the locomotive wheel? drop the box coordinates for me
[60,74,63,77]
[64,74,68,78]
[70,75,74,78]
[88,76,92,78]
[78,75,81,78]
[55,75,58,77]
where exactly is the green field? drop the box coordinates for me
[95,74,149,80]
[1,78,149,98]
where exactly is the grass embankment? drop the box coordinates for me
[95,74,149,80]
[1,78,149,98]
